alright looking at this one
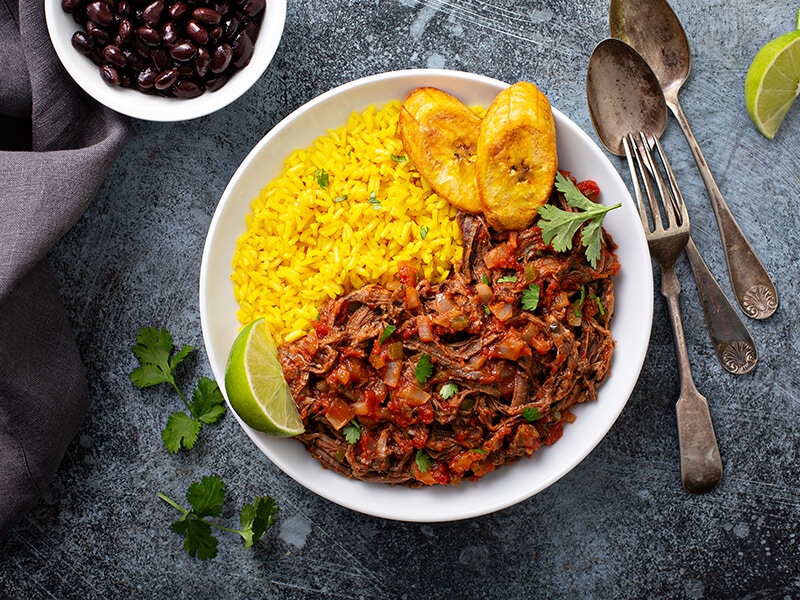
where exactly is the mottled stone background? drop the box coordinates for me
[2,0,799,598]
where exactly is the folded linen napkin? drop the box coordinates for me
[0,0,128,538]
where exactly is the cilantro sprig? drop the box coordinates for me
[130,327,226,453]
[415,354,434,384]
[158,475,277,560]
[538,172,621,268]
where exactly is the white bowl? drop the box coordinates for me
[45,0,286,121]
[200,69,654,522]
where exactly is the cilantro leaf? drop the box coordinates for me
[521,284,540,311]
[190,377,226,424]
[314,168,329,189]
[160,476,278,560]
[415,354,434,385]
[522,407,540,422]
[130,327,194,389]
[415,449,433,473]
[497,274,517,283]
[186,475,226,518]
[440,382,458,399]
[378,324,396,344]
[391,154,407,162]
[172,517,218,560]
[420,225,430,239]
[239,496,278,549]
[538,172,620,268]
[343,420,361,444]
[162,412,202,453]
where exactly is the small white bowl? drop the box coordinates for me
[200,69,654,522]
[45,0,286,121]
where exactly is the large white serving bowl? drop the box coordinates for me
[45,0,286,121]
[200,69,653,522]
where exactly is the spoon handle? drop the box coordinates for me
[666,97,778,319]
[684,238,757,375]
[661,265,723,494]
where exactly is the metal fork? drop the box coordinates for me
[624,131,723,494]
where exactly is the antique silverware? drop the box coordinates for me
[586,38,757,375]
[609,0,779,319]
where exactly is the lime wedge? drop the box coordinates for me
[224,318,305,437]
[744,28,800,139]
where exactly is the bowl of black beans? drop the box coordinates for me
[46,0,286,121]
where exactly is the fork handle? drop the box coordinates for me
[661,266,723,494]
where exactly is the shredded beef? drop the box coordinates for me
[279,188,620,486]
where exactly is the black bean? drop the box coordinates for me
[205,75,228,92]
[117,19,132,44]
[135,25,161,46]
[137,66,157,90]
[192,7,222,25]
[242,0,265,18]
[232,30,253,68]
[185,20,208,45]
[61,0,81,14]
[195,47,211,77]
[170,41,197,62]
[71,31,94,55]
[154,68,178,90]
[102,44,127,67]
[168,2,189,21]
[222,16,239,39]
[210,43,232,73]
[151,48,170,71]
[162,21,179,46]
[173,79,203,98]
[100,63,121,85]
[118,0,130,17]
[142,1,164,27]
[208,25,223,45]
[86,2,114,26]
[86,20,111,44]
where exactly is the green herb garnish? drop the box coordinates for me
[158,475,277,560]
[130,327,225,453]
[368,191,381,210]
[440,382,458,399]
[391,154,407,162]
[415,450,433,473]
[522,407,540,422]
[521,284,541,311]
[420,225,430,239]
[343,420,361,444]
[497,274,518,283]
[415,353,433,384]
[481,274,490,285]
[538,172,621,269]
[333,195,348,203]
[379,324,396,344]
[314,168,330,190]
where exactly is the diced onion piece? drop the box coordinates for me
[435,293,456,314]
[475,282,493,303]
[489,302,514,322]
[417,315,435,342]
[497,335,527,360]
[383,361,402,387]
[405,286,421,309]
[397,383,431,406]
[325,399,355,430]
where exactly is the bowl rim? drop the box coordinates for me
[200,68,654,522]
[44,0,287,122]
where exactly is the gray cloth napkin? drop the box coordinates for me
[0,0,128,537]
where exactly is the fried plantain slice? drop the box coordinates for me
[397,87,483,213]
[476,81,558,231]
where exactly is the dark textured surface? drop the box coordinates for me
[2,0,799,598]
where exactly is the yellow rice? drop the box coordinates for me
[231,100,463,344]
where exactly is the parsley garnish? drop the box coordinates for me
[314,168,329,189]
[391,154,407,162]
[440,382,458,399]
[130,327,225,453]
[481,274,490,285]
[497,274,518,283]
[594,295,605,316]
[158,475,277,560]
[420,225,430,239]
[415,450,433,473]
[343,420,361,444]
[521,284,541,311]
[415,353,433,384]
[522,407,540,422]
[538,172,621,268]
[379,324,396,344]
[368,191,381,210]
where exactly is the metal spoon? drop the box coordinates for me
[587,38,725,493]
[609,0,778,320]
[586,38,757,376]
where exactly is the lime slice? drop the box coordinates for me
[744,28,800,139]
[224,318,305,437]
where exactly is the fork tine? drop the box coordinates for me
[628,132,664,231]
[651,135,690,230]
[622,133,650,232]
